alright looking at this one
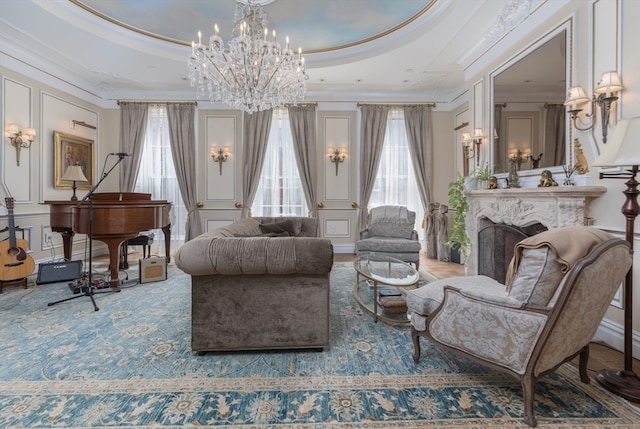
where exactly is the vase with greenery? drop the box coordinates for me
[473,163,493,189]
[447,172,470,260]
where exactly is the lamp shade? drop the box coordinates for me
[461,132,471,144]
[564,86,590,106]
[592,117,640,167]
[473,128,484,139]
[594,71,623,94]
[61,165,88,182]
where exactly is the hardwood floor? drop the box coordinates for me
[337,251,640,402]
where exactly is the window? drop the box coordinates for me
[369,108,425,238]
[134,105,187,253]
[252,108,308,217]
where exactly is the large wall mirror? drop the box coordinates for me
[490,24,570,174]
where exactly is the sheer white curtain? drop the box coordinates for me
[134,105,187,254]
[252,108,308,217]
[369,109,425,239]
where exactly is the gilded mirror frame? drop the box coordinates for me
[489,19,573,180]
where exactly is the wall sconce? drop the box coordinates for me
[5,124,36,166]
[210,145,231,175]
[462,129,484,168]
[61,164,88,201]
[564,71,623,143]
[328,147,347,176]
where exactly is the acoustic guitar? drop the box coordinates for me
[0,197,35,281]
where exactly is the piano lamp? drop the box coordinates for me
[592,116,640,402]
[61,164,88,201]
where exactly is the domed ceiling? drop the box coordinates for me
[75,0,433,53]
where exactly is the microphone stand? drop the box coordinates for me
[48,155,127,311]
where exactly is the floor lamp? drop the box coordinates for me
[592,116,640,402]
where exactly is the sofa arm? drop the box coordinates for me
[176,236,333,276]
[429,286,547,374]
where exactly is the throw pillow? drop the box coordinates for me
[259,220,296,236]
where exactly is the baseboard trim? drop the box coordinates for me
[594,318,640,360]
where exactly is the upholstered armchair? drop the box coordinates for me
[406,226,632,427]
[355,205,421,269]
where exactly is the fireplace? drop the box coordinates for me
[465,186,606,276]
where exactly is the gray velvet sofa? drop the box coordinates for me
[175,216,334,352]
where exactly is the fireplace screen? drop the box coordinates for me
[478,223,547,283]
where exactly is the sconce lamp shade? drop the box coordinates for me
[61,165,88,182]
[5,123,19,135]
[23,127,36,139]
[594,71,623,95]
[461,132,471,144]
[592,117,640,168]
[564,86,590,106]
[473,128,484,139]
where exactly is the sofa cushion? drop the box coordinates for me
[256,217,318,237]
[508,246,565,306]
[212,217,262,238]
[356,237,422,253]
[406,275,505,316]
[259,219,296,236]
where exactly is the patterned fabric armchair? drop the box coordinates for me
[355,205,421,269]
[406,226,632,427]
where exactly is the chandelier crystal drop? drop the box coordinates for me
[188,1,308,113]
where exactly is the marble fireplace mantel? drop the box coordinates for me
[464,186,607,275]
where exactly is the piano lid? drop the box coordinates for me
[92,192,152,201]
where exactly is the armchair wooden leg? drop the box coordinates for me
[522,374,538,427]
[411,326,422,363]
[579,345,591,384]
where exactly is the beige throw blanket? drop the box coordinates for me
[505,226,613,288]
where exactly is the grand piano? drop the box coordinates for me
[44,192,171,288]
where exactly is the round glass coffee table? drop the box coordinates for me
[354,254,419,323]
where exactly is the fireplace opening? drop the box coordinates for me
[478,223,547,283]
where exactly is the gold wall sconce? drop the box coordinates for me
[210,145,231,175]
[61,164,88,201]
[5,123,36,166]
[328,147,347,176]
[564,71,623,143]
[462,128,484,168]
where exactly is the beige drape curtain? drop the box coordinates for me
[403,105,433,249]
[242,109,273,218]
[358,105,390,232]
[545,104,565,166]
[118,103,149,192]
[166,103,202,241]
[288,105,318,218]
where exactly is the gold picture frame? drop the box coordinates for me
[54,131,94,189]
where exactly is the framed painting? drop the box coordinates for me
[54,131,95,189]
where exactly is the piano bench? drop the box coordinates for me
[119,233,154,269]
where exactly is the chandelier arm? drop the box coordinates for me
[205,55,235,88]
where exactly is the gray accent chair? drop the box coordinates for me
[355,205,421,269]
[406,227,632,427]
[175,217,334,352]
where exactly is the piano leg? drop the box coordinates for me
[94,236,136,289]
[162,224,171,263]
[52,227,75,261]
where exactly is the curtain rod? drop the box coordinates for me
[283,102,318,107]
[356,102,436,108]
[116,100,198,106]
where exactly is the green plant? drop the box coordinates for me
[447,172,470,256]
[473,163,493,181]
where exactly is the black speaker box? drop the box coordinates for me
[36,261,83,285]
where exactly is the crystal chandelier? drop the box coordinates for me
[188,0,308,113]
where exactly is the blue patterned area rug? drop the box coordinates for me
[1,262,639,428]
